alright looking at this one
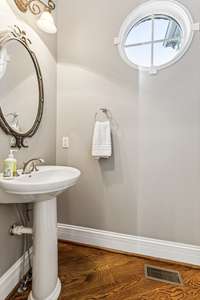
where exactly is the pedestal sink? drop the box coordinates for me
[0,166,81,300]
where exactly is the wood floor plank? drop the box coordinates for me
[7,242,200,300]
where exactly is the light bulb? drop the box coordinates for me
[37,11,57,34]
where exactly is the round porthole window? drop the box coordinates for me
[116,0,195,74]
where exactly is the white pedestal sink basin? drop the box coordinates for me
[0,166,81,300]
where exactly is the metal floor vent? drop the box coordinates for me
[145,265,183,285]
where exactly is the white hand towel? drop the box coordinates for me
[92,120,112,159]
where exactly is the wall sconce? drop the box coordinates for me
[14,0,57,34]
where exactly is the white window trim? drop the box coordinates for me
[115,0,195,74]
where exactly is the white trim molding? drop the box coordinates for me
[58,223,200,266]
[0,249,32,300]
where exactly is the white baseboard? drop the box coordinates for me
[0,248,32,300]
[1,225,199,300]
[58,223,200,266]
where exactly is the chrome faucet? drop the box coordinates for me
[22,158,45,175]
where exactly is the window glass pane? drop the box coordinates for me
[125,17,152,45]
[154,16,170,40]
[123,14,183,68]
[125,44,152,67]
[154,15,182,45]
[153,41,180,66]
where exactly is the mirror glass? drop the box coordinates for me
[124,15,183,68]
[0,40,39,134]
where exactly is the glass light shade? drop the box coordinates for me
[37,11,57,34]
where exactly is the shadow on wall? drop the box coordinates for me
[99,130,125,187]
[56,62,139,233]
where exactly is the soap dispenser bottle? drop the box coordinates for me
[3,150,17,178]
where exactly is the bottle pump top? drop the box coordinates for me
[8,149,17,159]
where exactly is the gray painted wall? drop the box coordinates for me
[57,0,200,246]
[0,1,57,276]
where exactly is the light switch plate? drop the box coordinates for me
[62,137,69,148]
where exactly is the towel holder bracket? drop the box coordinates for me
[95,108,112,121]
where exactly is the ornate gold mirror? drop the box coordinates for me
[0,26,44,148]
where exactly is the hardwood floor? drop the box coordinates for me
[7,242,200,300]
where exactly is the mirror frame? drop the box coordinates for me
[0,25,44,148]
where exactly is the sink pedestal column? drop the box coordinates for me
[28,197,61,300]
